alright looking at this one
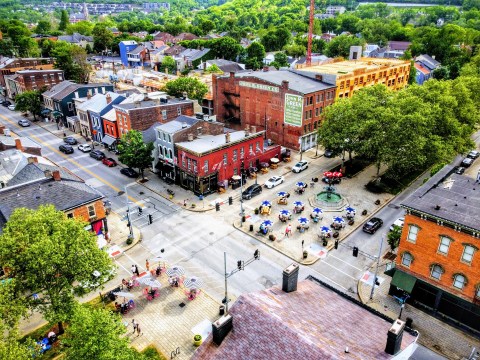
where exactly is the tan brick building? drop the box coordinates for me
[212,70,336,151]
[391,165,480,334]
[113,98,195,136]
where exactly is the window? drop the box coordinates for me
[233,149,237,161]
[30,76,35,82]
[233,168,238,175]
[223,153,227,165]
[168,134,172,143]
[87,205,96,218]
[66,212,74,218]
[43,74,48,82]
[453,274,466,289]
[187,158,191,171]
[314,121,317,129]
[193,160,197,173]
[177,107,181,115]
[204,160,209,172]
[58,74,63,81]
[157,130,162,139]
[182,156,186,167]
[407,225,419,243]
[401,252,413,267]
[162,110,167,120]
[249,144,253,155]
[68,102,74,111]
[240,147,244,159]
[476,285,480,299]
[430,265,443,280]
[438,236,451,255]
[461,245,476,264]
[256,142,261,152]
[163,132,166,141]
[316,94,320,102]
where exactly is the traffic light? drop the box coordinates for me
[334,240,339,249]
[237,260,244,270]
[228,196,233,205]
[127,222,131,228]
[353,247,359,257]
[254,249,260,260]
[215,203,220,211]
[148,214,153,224]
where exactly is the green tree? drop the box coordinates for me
[387,226,402,251]
[160,56,177,74]
[58,10,69,31]
[0,39,15,57]
[164,77,208,101]
[92,23,114,53]
[63,304,140,360]
[408,60,417,84]
[325,35,364,58]
[261,27,291,52]
[0,205,112,334]
[205,64,223,73]
[270,52,289,69]
[245,42,265,70]
[14,90,43,121]
[284,43,306,57]
[35,20,51,35]
[52,41,91,83]
[118,130,155,180]
[210,37,243,61]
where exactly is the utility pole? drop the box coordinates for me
[224,250,260,314]
[125,184,134,240]
[369,235,384,300]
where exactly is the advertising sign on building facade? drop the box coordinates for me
[284,94,303,127]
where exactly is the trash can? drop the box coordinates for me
[249,224,253,231]
[219,305,225,316]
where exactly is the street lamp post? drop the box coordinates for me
[239,175,244,216]
[124,184,135,240]
[369,234,385,300]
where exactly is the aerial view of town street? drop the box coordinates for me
[0,0,480,358]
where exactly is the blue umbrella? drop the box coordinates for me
[279,209,291,216]
[293,201,304,207]
[277,191,288,197]
[298,217,309,224]
[312,207,323,214]
[320,226,332,234]
[345,206,356,214]
[333,216,345,224]
[261,200,272,207]
[296,182,305,187]
[262,220,273,227]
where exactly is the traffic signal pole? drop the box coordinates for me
[369,235,384,300]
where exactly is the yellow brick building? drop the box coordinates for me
[295,58,411,99]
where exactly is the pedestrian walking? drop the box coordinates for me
[145,259,150,272]
[132,319,137,334]
[131,264,136,275]
[134,265,140,277]
[136,323,141,336]
[285,224,292,237]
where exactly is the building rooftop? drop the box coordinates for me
[193,277,415,360]
[7,162,81,186]
[0,135,41,149]
[113,98,192,111]
[43,81,112,101]
[154,115,200,134]
[0,149,51,185]
[76,92,122,113]
[401,165,480,232]
[176,130,261,154]
[16,69,63,75]
[230,70,335,94]
[102,108,117,122]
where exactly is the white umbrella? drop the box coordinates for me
[137,277,162,288]
[113,291,135,299]
[184,276,204,290]
[166,266,185,277]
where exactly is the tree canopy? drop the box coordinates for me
[164,76,208,101]
[117,130,155,179]
[14,90,43,121]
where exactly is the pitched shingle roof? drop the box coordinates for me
[42,81,112,101]
[7,163,81,186]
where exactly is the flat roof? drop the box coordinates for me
[401,165,480,231]
[114,98,192,111]
[297,58,410,76]
[176,130,261,154]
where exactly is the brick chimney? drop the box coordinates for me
[52,170,61,181]
[44,170,52,178]
[106,93,112,104]
[27,157,38,164]
[282,80,289,89]
[225,132,231,143]
[15,138,23,151]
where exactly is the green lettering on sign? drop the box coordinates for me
[239,81,279,93]
[284,94,303,127]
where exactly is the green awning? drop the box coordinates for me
[391,270,417,294]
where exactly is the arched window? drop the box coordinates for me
[430,264,444,280]
[453,274,467,290]
[401,252,413,267]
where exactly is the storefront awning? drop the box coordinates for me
[102,134,117,146]
[391,270,417,294]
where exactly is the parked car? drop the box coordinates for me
[264,175,284,189]
[120,167,139,178]
[467,150,480,159]
[454,166,465,175]
[461,157,474,168]
[18,119,30,127]
[292,161,308,173]
[78,144,92,152]
[389,218,404,232]
[363,217,383,234]
[242,184,262,200]
[7,104,15,111]
[324,149,334,158]
[90,150,106,160]
[59,144,74,154]
[102,157,117,167]
[63,136,77,145]
[1,100,11,107]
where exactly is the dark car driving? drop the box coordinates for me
[63,136,78,145]
[120,168,139,178]
[363,217,383,234]
[242,184,262,200]
[90,150,106,160]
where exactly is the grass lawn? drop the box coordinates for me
[141,345,167,360]
[366,168,426,195]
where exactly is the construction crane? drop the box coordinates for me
[306,0,315,67]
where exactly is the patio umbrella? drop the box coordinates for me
[296,181,306,187]
[40,108,51,116]
[333,171,343,177]
[333,216,345,224]
[279,209,291,216]
[261,220,273,227]
[293,201,304,207]
[183,276,204,290]
[312,207,323,215]
[270,158,280,164]
[138,277,162,288]
[298,217,309,225]
[320,226,332,234]
[113,291,135,299]
[323,171,333,177]
[261,200,272,207]
[166,266,186,277]
[345,206,356,215]
[277,191,288,197]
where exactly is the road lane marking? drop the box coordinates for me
[318,260,358,280]
[327,254,365,271]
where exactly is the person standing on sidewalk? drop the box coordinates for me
[131,319,137,334]
[145,259,150,272]
[285,224,292,237]
[131,264,136,276]
[136,323,141,336]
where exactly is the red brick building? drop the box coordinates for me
[175,127,281,195]
[5,69,64,98]
[0,57,55,87]
[101,108,120,143]
[212,70,336,151]
[391,165,480,333]
[113,98,195,136]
